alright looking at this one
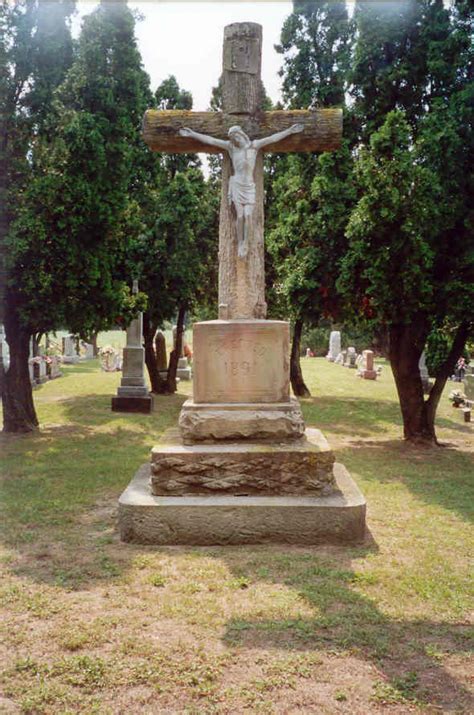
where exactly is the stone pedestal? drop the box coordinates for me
[119,315,367,543]
[193,320,289,403]
[181,319,294,442]
[179,398,304,443]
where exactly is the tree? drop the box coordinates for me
[339,109,473,443]
[1,0,75,432]
[269,0,354,396]
[135,76,218,394]
[2,0,153,431]
[339,0,474,442]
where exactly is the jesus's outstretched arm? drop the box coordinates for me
[179,127,230,152]
[252,123,304,151]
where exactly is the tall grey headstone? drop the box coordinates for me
[0,325,9,372]
[327,331,341,362]
[419,351,431,394]
[112,281,151,413]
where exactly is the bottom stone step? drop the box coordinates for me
[118,462,366,545]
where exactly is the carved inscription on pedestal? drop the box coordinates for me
[193,320,290,404]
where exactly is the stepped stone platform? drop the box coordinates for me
[150,427,334,496]
[119,461,366,545]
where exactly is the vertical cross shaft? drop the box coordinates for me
[219,23,266,320]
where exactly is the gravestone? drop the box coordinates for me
[359,349,377,380]
[112,281,151,413]
[172,325,192,381]
[37,356,48,384]
[50,356,62,379]
[326,331,341,362]
[464,374,474,402]
[119,22,365,545]
[344,347,357,368]
[419,351,431,394]
[62,335,80,364]
[155,330,168,375]
[0,325,9,372]
[82,342,94,360]
[334,351,344,365]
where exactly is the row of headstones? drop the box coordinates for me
[28,337,62,386]
[154,328,192,381]
[326,332,379,380]
[0,327,96,386]
[62,335,95,364]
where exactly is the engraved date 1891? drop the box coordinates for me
[224,360,252,376]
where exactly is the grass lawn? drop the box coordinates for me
[0,358,472,714]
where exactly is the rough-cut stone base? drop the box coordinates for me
[111,396,151,414]
[118,462,366,545]
[361,370,377,380]
[179,398,304,443]
[150,427,335,496]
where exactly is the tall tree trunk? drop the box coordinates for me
[290,318,311,398]
[389,321,434,443]
[426,321,471,430]
[166,305,186,394]
[2,306,38,433]
[143,313,167,394]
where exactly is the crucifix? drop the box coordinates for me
[142,22,342,320]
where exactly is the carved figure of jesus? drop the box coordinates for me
[179,123,304,258]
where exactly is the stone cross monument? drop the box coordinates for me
[119,23,365,545]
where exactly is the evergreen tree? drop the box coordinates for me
[1,0,75,432]
[340,0,474,442]
[269,0,354,396]
[3,0,152,431]
[135,76,218,394]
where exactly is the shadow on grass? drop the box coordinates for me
[301,396,402,437]
[58,392,186,428]
[216,544,473,712]
[335,440,474,524]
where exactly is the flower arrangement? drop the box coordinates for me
[99,346,120,372]
[449,390,466,407]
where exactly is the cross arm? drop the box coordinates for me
[142,109,342,154]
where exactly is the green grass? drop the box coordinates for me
[0,358,473,714]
